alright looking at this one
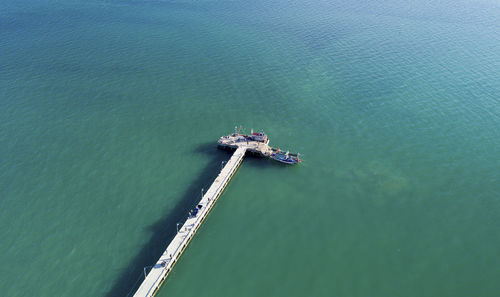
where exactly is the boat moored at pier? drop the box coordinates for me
[270,150,302,164]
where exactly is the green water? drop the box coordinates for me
[1,0,499,296]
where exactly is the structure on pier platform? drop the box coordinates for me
[132,129,300,297]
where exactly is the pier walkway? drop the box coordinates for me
[133,147,247,297]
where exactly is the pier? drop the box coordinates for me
[133,147,247,297]
[132,129,300,297]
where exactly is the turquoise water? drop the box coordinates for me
[1,0,499,296]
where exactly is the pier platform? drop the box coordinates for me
[217,133,273,156]
[133,147,247,297]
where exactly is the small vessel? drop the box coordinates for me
[270,150,302,165]
[248,129,268,143]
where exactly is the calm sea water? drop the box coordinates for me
[1,0,499,296]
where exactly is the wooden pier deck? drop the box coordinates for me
[133,147,247,297]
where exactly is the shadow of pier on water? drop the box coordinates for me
[106,143,232,297]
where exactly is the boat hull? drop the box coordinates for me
[270,154,301,165]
